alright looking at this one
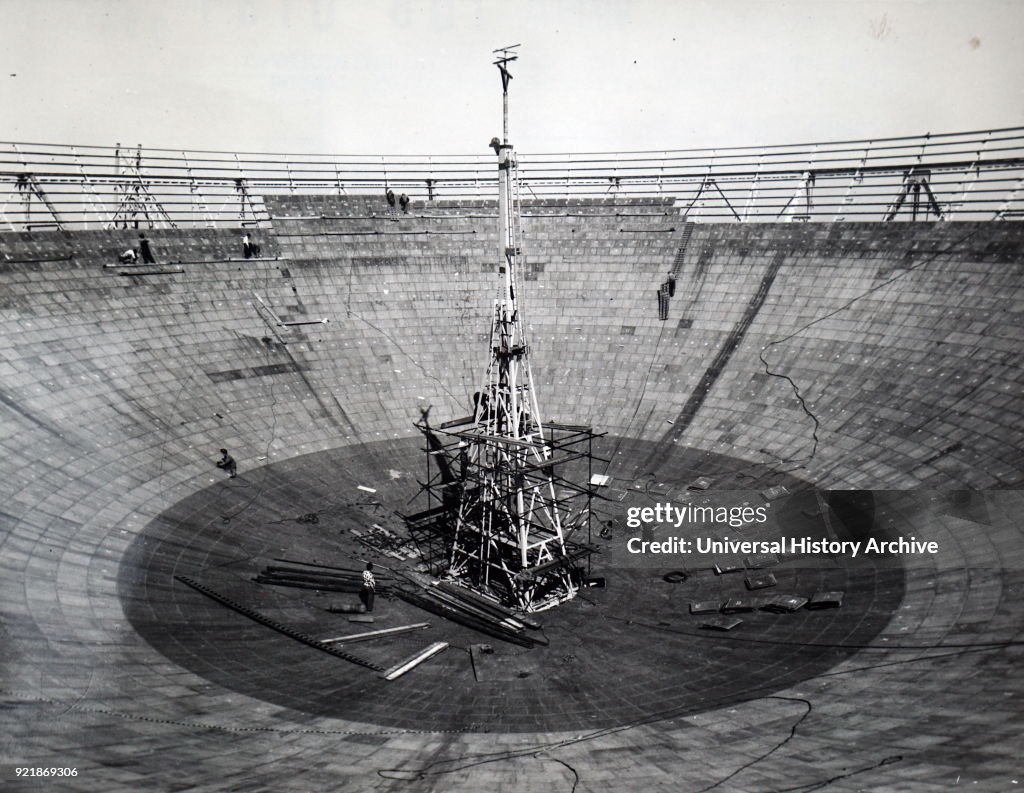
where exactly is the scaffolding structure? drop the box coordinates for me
[408,48,602,612]
[107,143,176,230]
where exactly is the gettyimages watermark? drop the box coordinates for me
[604,491,1008,570]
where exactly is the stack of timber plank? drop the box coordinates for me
[254,562,391,595]
[394,576,548,648]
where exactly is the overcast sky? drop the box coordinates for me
[3,0,1022,155]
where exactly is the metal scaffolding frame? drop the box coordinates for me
[107,143,176,230]
[411,413,603,612]
[14,172,64,230]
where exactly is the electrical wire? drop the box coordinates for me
[693,695,812,793]
[215,258,282,524]
[757,226,985,470]
[602,313,671,478]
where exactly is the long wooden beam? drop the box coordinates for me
[380,642,449,681]
[320,623,430,645]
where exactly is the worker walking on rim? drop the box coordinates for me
[139,233,156,264]
[360,562,376,612]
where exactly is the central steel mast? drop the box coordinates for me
[442,46,582,611]
[408,47,598,614]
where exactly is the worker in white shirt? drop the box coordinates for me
[360,562,376,612]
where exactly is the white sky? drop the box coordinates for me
[3,0,1023,155]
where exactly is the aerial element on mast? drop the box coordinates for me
[493,43,518,144]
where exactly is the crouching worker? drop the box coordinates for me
[118,248,138,264]
[215,448,237,478]
[242,234,263,259]
[359,562,376,612]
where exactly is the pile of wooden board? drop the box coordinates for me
[690,590,844,630]
[253,556,550,650]
[395,576,548,648]
[254,561,391,594]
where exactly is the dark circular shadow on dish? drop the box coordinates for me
[119,437,904,732]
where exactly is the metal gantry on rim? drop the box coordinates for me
[2,127,1023,229]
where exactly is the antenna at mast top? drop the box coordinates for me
[493,43,520,96]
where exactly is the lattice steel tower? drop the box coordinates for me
[414,47,596,612]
